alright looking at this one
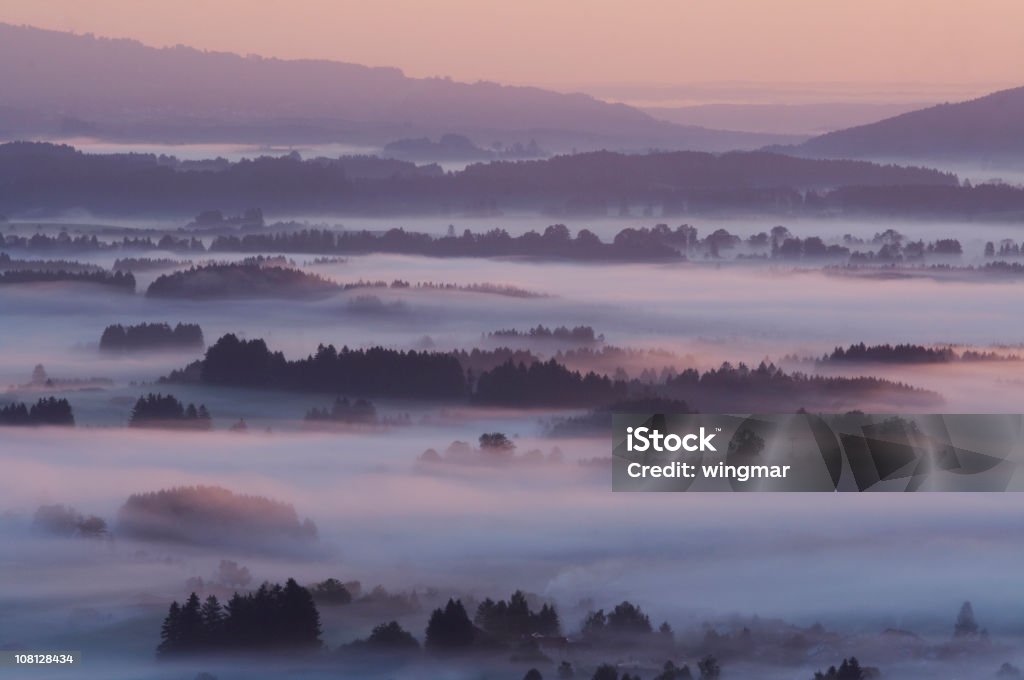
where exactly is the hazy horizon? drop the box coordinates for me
[0,1,1021,107]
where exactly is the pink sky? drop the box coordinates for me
[1,0,1021,97]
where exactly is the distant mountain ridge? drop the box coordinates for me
[0,23,798,152]
[643,101,927,136]
[787,85,1024,161]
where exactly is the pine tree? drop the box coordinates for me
[507,590,531,635]
[156,579,323,656]
[425,598,475,651]
[837,657,864,680]
[536,603,561,636]
[955,601,979,637]
[178,592,204,652]
[200,595,224,646]
[281,578,323,649]
[157,601,181,657]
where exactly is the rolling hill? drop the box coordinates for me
[789,85,1024,162]
[0,23,798,153]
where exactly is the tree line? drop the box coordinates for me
[817,342,1011,364]
[662,361,941,412]
[0,397,74,425]
[161,333,941,412]
[146,263,339,299]
[5,142,986,218]
[473,358,627,407]
[812,657,868,680]
[128,393,212,430]
[100,322,204,351]
[0,231,201,253]
[155,581,738,680]
[112,257,193,272]
[168,334,468,399]
[209,225,683,261]
[338,278,544,298]
[305,397,378,424]
[0,268,135,290]
[158,580,321,656]
[0,252,103,273]
[0,223,986,268]
[488,325,603,344]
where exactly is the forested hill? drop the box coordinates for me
[0,143,969,218]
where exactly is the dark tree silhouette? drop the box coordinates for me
[112,257,192,271]
[582,601,653,642]
[474,590,561,641]
[478,432,516,453]
[164,334,939,415]
[159,579,321,656]
[489,325,603,344]
[100,323,203,351]
[663,360,940,412]
[3,142,977,220]
[812,657,864,680]
[0,268,134,290]
[147,263,339,299]
[822,342,958,364]
[954,601,980,637]
[0,397,74,426]
[200,595,225,641]
[128,393,212,430]
[474,358,626,407]
[360,621,419,651]
[309,578,353,605]
[424,599,475,652]
[174,334,468,400]
[305,397,377,424]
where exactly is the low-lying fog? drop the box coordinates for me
[14,212,1024,244]
[4,222,1024,678]
[3,428,1024,676]
[3,252,1024,412]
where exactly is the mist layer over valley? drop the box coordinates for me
[3,209,1024,680]
[4,10,1024,677]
